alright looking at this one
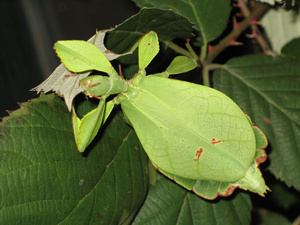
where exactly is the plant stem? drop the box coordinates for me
[203,67,210,87]
[238,0,276,56]
[205,3,270,64]
[200,44,207,62]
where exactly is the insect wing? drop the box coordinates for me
[119,75,257,182]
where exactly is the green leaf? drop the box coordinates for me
[133,174,252,225]
[281,37,300,60]
[213,54,300,191]
[0,94,148,224]
[255,209,292,225]
[133,0,232,45]
[105,8,194,53]
[267,180,300,210]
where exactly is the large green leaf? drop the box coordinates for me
[133,174,252,225]
[213,54,300,191]
[0,94,149,224]
[105,7,194,53]
[281,37,300,61]
[133,0,232,45]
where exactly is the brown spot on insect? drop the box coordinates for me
[210,138,221,144]
[194,148,204,162]
[219,185,238,198]
[85,93,103,100]
[105,50,114,54]
[263,116,272,124]
[210,138,227,144]
[148,43,151,45]
[255,150,268,165]
[63,74,76,80]
[83,79,101,88]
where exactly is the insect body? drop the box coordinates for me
[117,74,256,182]
[54,31,268,199]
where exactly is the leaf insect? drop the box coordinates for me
[53,31,269,199]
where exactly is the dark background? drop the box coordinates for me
[0,0,139,118]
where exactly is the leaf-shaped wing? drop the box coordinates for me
[117,75,267,199]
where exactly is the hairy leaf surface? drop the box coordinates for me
[133,174,252,225]
[0,94,148,224]
[213,54,300,191]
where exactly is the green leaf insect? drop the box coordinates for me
[54,38,128,152]
[55,31,269,199]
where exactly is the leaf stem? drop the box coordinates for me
[205,3,270,64]
[206,63,223,71]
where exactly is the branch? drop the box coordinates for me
[239,0,276,56]
[205,3,270,64]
